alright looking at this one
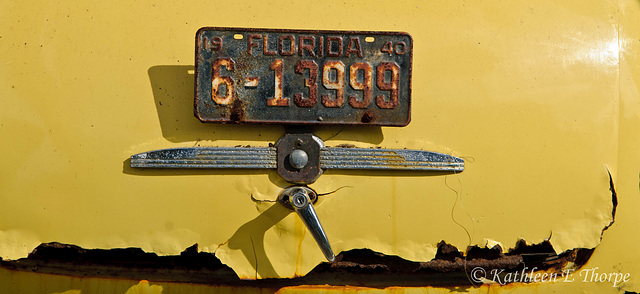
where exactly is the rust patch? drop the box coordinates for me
[333,144,356,148]
[2,174,615,287]
[210,58,235,105]
[601,170,618,237]
[360,110,377,123]
[434,240,463,261]
[229,98,245,122]
[294,60,319,108]
[320,61,346,108]
[375,62,400,109]
[0,239,595,288]
[275,133,322,184]
[2,243,239,284]
[348,62,372,109]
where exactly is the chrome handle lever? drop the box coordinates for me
[278,186,335,262]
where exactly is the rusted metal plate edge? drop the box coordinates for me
[194,27,412,127]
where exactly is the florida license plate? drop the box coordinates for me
[195,27,412,126]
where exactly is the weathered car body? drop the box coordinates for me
[1,0,640,293]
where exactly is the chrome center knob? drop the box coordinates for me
[289,149,308,169]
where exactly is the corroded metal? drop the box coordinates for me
[2,240,594,287]
[195,27,412,126]
[320,148,464,171]
[275,133,323,184]
[130,147,276,169]
[131,146,464,173]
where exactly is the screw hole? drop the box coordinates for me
[365,37,375,43]
[234,34,243,40]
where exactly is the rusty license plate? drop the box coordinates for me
[195,27,412,126]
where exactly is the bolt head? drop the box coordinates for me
[289,149,308,169]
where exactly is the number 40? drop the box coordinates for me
[381,41,407,55]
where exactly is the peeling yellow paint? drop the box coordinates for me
[578,0,640,292]
[482,239,503,250]
[52,291,81,294]
[0,230,41,260]
[125,280,164,294]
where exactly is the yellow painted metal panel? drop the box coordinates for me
[0,0,638,292]
[578,0,640,292]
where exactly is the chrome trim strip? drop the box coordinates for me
[130,147,277,169]
[130,147,464,172]
[319,148,464,171]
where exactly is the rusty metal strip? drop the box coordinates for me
[319,148,464,171]
[130,147,276,169]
